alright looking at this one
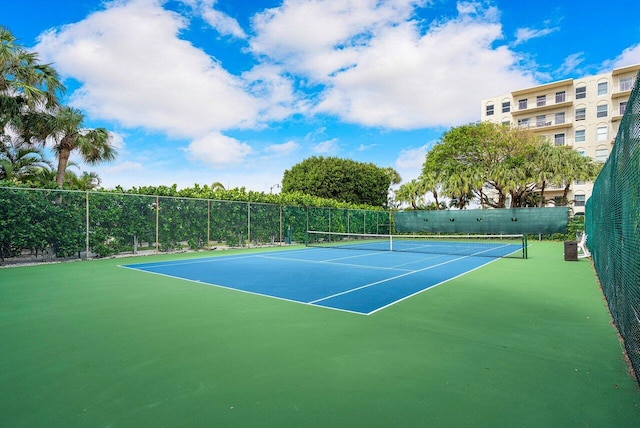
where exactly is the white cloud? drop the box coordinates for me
[35,0,260,139]
[265,140,298,156]
[556,52,585,76]
[513,26,558,46]
[357,143,377,151]
[34,0,542,141]
[251,0,536,129]
[394,143,431,182]
[250,0,427,80]
[242,64,307,121]
[100,160,145,174]
[606,44,640,69]
[396,144,429,170]
[313,138,340,154]
[198,0,247,39]
[185,132,253,167]
[106,131,127,152]
[29,0,551,187]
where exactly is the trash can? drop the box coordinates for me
[284,225,292,244]
[564,241,578,261]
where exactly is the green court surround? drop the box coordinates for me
[1,241,638,427]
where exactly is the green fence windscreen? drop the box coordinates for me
[393,207,569,234]
[585,70,640,383]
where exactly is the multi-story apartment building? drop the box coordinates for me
[480,63,639,212]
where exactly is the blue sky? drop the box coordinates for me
[3,0,639,192]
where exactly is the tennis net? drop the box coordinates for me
[306,231,527,259]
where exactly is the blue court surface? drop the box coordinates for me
[122,246,520,315]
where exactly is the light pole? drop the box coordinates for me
[270,183,281,194]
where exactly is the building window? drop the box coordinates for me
[554,133,565,145]
[620,101,627,116]
[502,101,510,113]
[620,77,633,91]
[501,119,511,126]
[575,129,586,142]
[536,95,546,107]
[596,104,608,118]
[596,126,608,142]
[555,91,566,103]
[518,99,528,110]
[597,81,608,95]
[574,194,586,207]
[486,104,494,116]
[536,115,546,127]
[518,117,530,127]
[554,112,565,124]
[575,180,586,185]
[576,86,586,99]
[595,146,609,162]
[577,149,586,156]
[575,108,586,121]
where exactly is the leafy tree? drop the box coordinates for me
[423,122,546,208]
[420,123,602,209]
[282,156,397,207]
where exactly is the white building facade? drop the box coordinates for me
[480,64,639,212]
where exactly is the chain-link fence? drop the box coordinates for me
[585,70,640,382]
[0,188,390,265]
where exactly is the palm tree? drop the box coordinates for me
[25,106,116,188]
[1,26,64,130]
[67,171,101,191]
[531,142,562,207]
[211,181,226,191]
[419,169,442,210]
[395,179,427,210]
[0,138,52,183]
[555,148,601,206]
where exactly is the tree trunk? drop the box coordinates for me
[538,181,546,207]
[55,148,71,188]
[562,184,571,206]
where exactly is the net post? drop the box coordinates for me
[389,235,393,252]
[523,235,528,259]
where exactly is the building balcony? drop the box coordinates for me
[518,118,573,131]
[511,99,573,115]
[611,89,632,99]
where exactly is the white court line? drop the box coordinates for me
[118,247,329,269]
[263,246,447,270]
[309,253,476,304]
[118,266,365,313]
[365,257,503,315]
[257,254,414,272]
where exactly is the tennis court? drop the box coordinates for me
[2,241,640,427]
[123,235,524,314]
